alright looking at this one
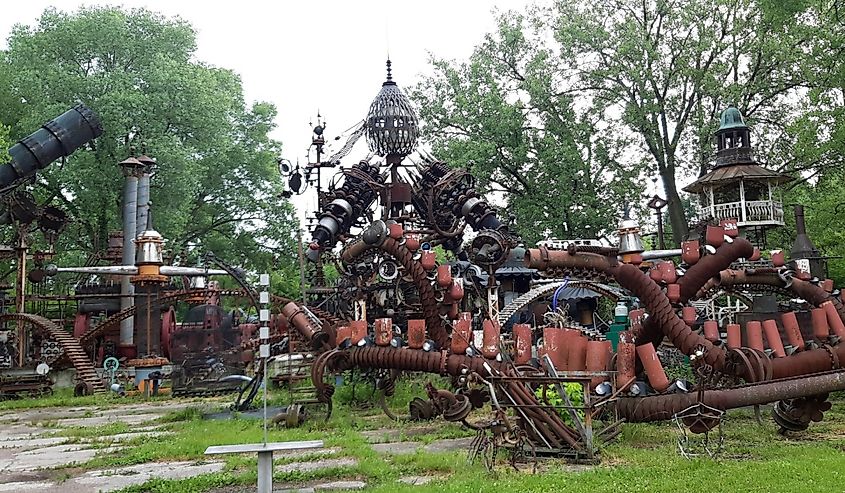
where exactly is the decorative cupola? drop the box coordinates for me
[365,59,420,163]
[684,106,792,246]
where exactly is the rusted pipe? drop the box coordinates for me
[811,308,829,341]
[617,370,845,423]
[726,323,741,349]
[781,312,805,349]
[282,302,328,350]
[746,321,765,352]
[636,343,670,392]
[680,238,754,303]
[763,319,786,357]
[513,324,533,365]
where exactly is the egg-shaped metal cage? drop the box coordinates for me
[365,61,420,157]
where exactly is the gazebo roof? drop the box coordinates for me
[683,163,793,194]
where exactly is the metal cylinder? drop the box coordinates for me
[586,340,612,387]
[763,319,786,357]
[135,172,151,236]
[811,308,829,341]
[336,326,352,345]
[681,240,700,265]
[567,335,588,371]
[659,261,677,284]
[781,312,805,349]
[544,327,568,370]
[420,251,436,271]
[726,323,741,349]
[350,320,367,345]
[119,167,138,349]
[822,301,845,338]
[636,342,670,392]
[436,264,452,287]
[746,321,764,351]
[407,319,426,349]
[1,104,103,192]
[374,318,393,347]
[513,324,533,365]
[703,320,720,343]
[481,319,500,359]
[616,340,636,391]
[682,306,697,326]
[666,283,680,303]
[451,317,472,355]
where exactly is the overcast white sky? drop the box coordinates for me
[1,0,534,226]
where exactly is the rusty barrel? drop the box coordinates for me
[374,318,393,347]
[451,317,472,355]
[567,335,588,371]
[513,324,533,365]
[350,320,367,345]
[586,340,612,387]
[407,319,426,349]
[481,319,501,359]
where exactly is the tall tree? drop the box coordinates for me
[413,14,644,245]
[0,7,299,294]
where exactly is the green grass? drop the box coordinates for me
[9,375,845,493]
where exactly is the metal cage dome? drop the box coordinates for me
[365,60,420,157]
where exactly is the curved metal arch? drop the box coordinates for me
[497,279,625,327]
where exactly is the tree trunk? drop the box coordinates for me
[660,164,688,246]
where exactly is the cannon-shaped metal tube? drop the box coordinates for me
[1,104,103,194]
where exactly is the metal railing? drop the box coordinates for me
[709,200,784,225]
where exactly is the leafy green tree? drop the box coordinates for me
[0,6,299,296]
[412,14,644,245]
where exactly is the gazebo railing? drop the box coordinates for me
[709,200,784,225]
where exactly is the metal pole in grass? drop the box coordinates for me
[259,272,271,445]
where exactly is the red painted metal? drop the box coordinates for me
[374,318,393,346]
[703,320,719,343]
[436,264,452,287]
[451,318,472,355]
[781,312,805,349]
[481,319,501,359]
[771,250,785,267]
[666,283,680,303]
[544,327,568,370]
[682,306,697,326]
[420,251,436,271]
[513,324,533,365]
[811,308,830,341]
[720,219,738,237]
[405,234,420,251]
[659,261,677,284]
[73,313,90,338]
[681,240,700,265]
[746,321,765,351]
[407,319,425,349]
[749,247,761,261]
[822,279,834,292]
[586,340,612,387]
[388,222,403,239]
[616,339,636,391]
[705,225,725,247]
[567,335,588,371]
[823,301,845,338]
[350,320,367,344]
[762,319,786,357]
[727,323,741,349]
[636,342,670,392]
[649,266,663,283]
[336,325,352,344]
[448,281,464,301]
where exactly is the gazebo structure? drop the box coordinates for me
[684,106,792,246]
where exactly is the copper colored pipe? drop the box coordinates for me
[282,301,327,350]
[636,343,670,392]
[726,323,741,349]
[781,312,805,349]
[746,321,765,352]
[763,319,786,357]
[811,308,829,341]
